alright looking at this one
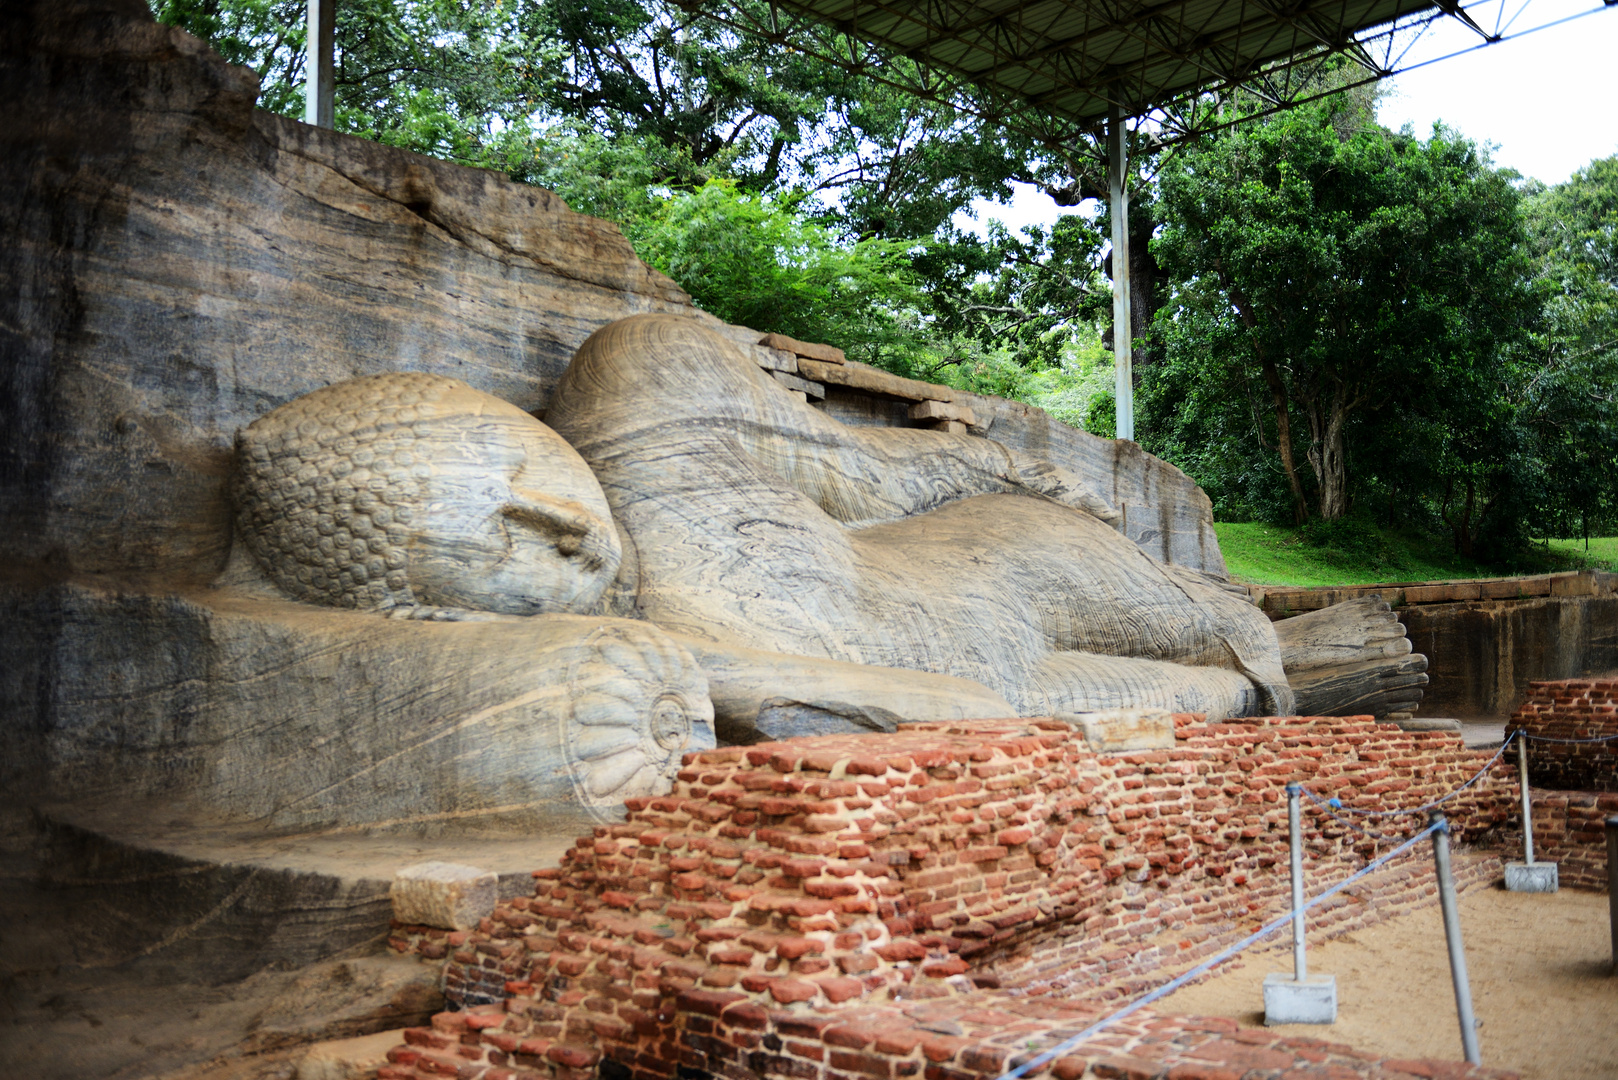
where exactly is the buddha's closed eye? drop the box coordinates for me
[502,493,593,555]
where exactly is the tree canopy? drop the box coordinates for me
[153,0,1618,562]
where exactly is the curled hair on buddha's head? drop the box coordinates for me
[233,372,458,611]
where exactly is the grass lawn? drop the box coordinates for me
[1214,522,1618,588]
[1545,535,1618,567]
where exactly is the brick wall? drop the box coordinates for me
[381,715,1516,1080]
[1505,679,1618,792]
[1526,791,1618,889]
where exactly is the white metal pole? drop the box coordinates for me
[1287,781,1307,981]
[1107,103,1133,443]
[1429,812,1481,1064]
[1518,735,1535,865]
[305,0,335,128]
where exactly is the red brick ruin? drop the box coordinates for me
[1506,679,1618,888]
[384,715,1529,1080]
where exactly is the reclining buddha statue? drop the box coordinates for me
[233,312,1334,767]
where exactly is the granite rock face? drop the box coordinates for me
[1,0,1404,832]
[0,0,693,584]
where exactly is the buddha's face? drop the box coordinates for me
[407,393,621,616]
[235,373,620,616]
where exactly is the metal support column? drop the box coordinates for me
[1519,736,1535,865]
[305,0,335,128]
[1287,782,1307,981]
[1107,104,1133,443]
[1606,816,1618,974]
[1430,812,1481,1065]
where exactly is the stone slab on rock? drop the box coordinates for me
[759,332,845,363]
[797,356,955,402]
[390,862,497,930]
[909,398,976,426]
[751,346,802,374]
[772,370,826,399]
[1055,709,1177,752]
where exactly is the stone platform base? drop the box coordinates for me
[1264,972,1339,1024]
[33,797,577,984]
[1504,860,1559,892]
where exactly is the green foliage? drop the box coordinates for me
[624,180,927,364]
[1521,156,1618,542]
[154,0,562,167]
[149,0,1115,393]
[1148,94,1539,555]
[1542,536,1618,572]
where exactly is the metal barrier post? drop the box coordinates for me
[1519,736,1535,865]
[1289,781,1307,981]
[1429,811,1481,1064]
[1505,734,1557,892]
[1263,782,1335,1024]
[1607,816,1618,975]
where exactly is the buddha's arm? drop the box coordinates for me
[666,632,1019,741]
[740,403,1121,529]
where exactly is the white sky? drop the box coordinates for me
[958,2,1618,237]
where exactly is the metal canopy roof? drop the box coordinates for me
[685,0,1614,148]
[769,0,1433,128]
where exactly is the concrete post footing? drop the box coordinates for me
[1504,861,1559,892]
[1263,973,1338,1025]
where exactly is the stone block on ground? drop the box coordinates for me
[1394,717,1461,732]
[1263,973,1338,1025]
[1504,861,1558,892]
[391,862,497,930]
[296,1028,410,1080]
[1054,708,1176,752]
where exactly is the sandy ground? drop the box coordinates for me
[1159,884,1618,1079]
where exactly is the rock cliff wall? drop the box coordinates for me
[0,0,1220,588]
[0,0,1228,813]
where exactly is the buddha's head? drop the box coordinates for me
[234,372,620,615]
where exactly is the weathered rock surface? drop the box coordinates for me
[0,0,694,585]
[546,314,1292,720]
[1404,595,1618,717]
[0,0,1411,834]
[4,584,713,828]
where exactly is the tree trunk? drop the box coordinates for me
[1259,357,1309,525]
[1317,393,1350,520]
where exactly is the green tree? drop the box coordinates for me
[152,0,560,167]
[1150,97,1537,534]
[1522,156,1618,544]
[627,180,927,364]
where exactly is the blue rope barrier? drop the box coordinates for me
[1302,730,1517,819]
[1300,787,1412,842]
[1520,730,1618,744]
[993,821,1444,1080]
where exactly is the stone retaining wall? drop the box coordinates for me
[384,715,1516,1080]
[1505,679,1618,792]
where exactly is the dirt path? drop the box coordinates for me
[1158,884,1617,1079]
